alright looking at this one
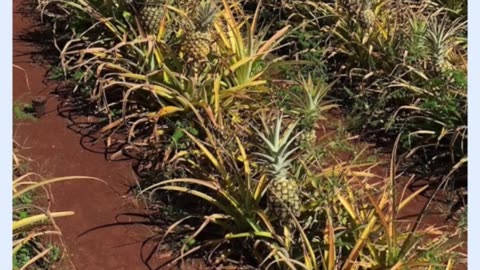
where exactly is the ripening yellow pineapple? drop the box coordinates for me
[181,0,218,62]
[269,178,301,220]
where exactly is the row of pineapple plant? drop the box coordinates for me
[240,0,467,196]
[38,0,292,152]
[138,105,465,269]
[34,0,466,269]
[327,0,467,195]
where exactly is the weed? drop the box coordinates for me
[328,138,355,155]
[458,205,467,231]
[48,244,61,263]
[13,243,33,270]
[47,66,64,81]
[13,102,36,122]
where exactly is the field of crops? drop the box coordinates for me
[13,0,467,269]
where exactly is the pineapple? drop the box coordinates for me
[137,0,164,34]
[253,116,302,222]
[359,0,375,29]
[360,8,375,28]
[181,0,218,62]
[300,128,317,145]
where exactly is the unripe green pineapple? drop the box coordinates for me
[360,8,375,28]
[434,54,453,73]
[181,0,218,62]
[300,128,317,145]
[253,116,302,223]
[359,0,375,29]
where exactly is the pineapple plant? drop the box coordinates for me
[181,0,218,62]
[253,116,302,223]
[289,74,336,146]
[425,14,466,73]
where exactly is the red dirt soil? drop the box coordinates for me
[12,0,466,269]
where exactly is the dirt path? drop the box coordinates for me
[12,1,172,269]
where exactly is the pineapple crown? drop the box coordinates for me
[298,74,329,113]
[191,0,218,31]
[362,0,372,10]
[289,74,335,128]
[252,115,302,181]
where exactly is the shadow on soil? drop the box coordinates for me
[14,1,212,269]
